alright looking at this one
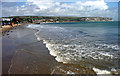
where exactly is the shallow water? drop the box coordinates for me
[27,21,119,74]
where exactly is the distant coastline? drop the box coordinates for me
[2,16,113,24]
[0,16,113,34]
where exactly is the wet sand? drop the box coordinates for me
[2,24,96,75]
[2,24,59,74]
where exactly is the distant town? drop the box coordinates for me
[1,16,113,26]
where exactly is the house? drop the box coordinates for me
[2,18,13,26]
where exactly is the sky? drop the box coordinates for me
[1,0,119,21]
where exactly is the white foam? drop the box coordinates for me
[99,52,113,58]
[55,56,67,63]
[111,68,117,71]
[93,68,111,74]
[51,66,75,74]
[67,70,75,74]
[46,43,58,57]
[42,39,119,64]
[50,69,56,74]
[34,30,41,41]
[31,23,119,74]
[27,24,41,29]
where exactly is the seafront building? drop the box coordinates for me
[2,18,13,26]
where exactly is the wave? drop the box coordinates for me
[93,68,111,74]
[27,24,41,28]
[27,24,119,74]
[44,40,118,62]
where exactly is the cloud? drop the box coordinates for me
[1,0,119,2]
[25,0,108,15]
[1,0,27,2]
[2,0,118,20]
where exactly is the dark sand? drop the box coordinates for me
[2,24,58,74]
[2,24,96,74]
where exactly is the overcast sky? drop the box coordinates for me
[1,0,119,21]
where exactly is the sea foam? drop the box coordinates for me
[93,68,111,74]
[27,24,119,74]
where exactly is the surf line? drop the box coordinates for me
[34,29,41,41]
[8,50,18,75]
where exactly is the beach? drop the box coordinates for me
[2,24,57,74]
[2,23,97,75]
[2,22,119,75]
[1,24,27,34]
[1,0,119,75]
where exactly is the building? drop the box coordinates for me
[2,18,13,26]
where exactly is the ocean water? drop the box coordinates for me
[27,21,119,74]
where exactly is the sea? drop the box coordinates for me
[27,21,120,74]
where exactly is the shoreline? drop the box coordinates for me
[2,23,97,74]
[2,22,119,74]
[1,24,24,34]
[0,23,36,34]
[2,24,58,74]
[0,21,115,34]
[42,21,114,23]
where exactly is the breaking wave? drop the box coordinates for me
[27,24,119,74]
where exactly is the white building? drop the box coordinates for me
[2,18,13,21]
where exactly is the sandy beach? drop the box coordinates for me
[2,24,57,74]
[1,0,119,75]
[0,24,26,34]
[2,24,96,75]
